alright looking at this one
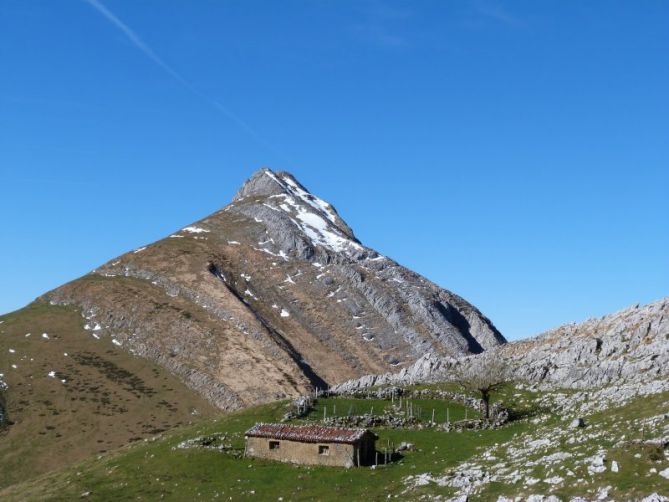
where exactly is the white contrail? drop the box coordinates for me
[83,0,187,85]
[82,0,265,144]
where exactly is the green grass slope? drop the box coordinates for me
[0,302,217,489]
[1,360,667,500]
[0,397,514,501]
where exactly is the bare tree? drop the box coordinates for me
[453,356,509,420]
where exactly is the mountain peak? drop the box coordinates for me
[233,168,328,206]
[231,168,358,246]
[233,168,287,200]
[41,167,505,415]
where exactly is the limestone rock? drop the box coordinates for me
[570,418,586,428]
[332,297,669,394]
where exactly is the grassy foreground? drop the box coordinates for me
[1,381,668,500]
[0,393,522,501]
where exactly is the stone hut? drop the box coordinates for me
[245,423,377,467]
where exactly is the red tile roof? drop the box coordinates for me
[245,423,371,444]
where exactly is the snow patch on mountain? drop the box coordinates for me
[182,226,210,234]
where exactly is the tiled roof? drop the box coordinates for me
[245,423,371,444]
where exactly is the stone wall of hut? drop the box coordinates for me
[246,437,356,467]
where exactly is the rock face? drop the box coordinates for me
[499,298,669,389]
[42,168,504,409]
[332,297,669,393]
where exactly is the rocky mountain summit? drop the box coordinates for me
[42,168,504,410]
[332,297,669,393]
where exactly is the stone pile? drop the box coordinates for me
[323,414,423,429]
[174,433,241,457]
[321,406,509,431]
[439,417,508,433]
[281,395,316,422]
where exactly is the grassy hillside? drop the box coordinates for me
[0,302,217,489]
[0,398,507,501]
[2,383,666,500]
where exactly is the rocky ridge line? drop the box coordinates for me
[332,297,669,394]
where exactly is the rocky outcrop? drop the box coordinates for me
[41,168,504,410]
[498,298,669,389]
[330,352,457,394]
[332,298,669,393]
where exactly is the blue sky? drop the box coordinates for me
[1,0,667,340]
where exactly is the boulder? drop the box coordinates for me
[569,418,586,428]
